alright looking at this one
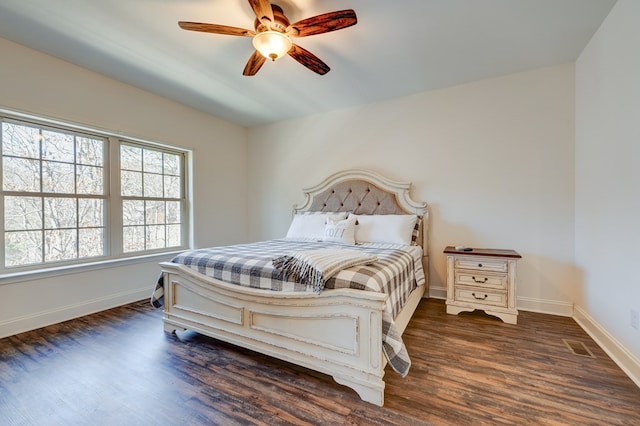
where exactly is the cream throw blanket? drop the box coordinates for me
[272,248,378,293]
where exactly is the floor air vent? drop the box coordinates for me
[563,339,595,358]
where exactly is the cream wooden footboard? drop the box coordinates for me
[161,169,429,405]
[161,261,425,406]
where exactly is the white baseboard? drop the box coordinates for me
[427,287,574,317]
[573,305,640,389]
[0,287,151,339]
[516,296,574,317]
[428,284,447,300]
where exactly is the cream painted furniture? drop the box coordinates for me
[444,247,520,324]
[160,169,429,406]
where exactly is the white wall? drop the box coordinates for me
[0,38,248,338]
[575,0,640,375]
[248,64,576,315]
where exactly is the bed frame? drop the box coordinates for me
[160,169,429,406]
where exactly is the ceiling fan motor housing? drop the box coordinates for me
[254,4,290,33]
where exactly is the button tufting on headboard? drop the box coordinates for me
[307,180,408,215]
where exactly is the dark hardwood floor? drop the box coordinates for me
[1,298,638,425]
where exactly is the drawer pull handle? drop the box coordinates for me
[472,292,488,300]
[472,276,488,283]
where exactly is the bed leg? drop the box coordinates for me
[333,375,385,406]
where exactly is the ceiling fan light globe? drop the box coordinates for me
[252,31,292,61]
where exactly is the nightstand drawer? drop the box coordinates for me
[455,270,507,290]
[455,258,507,273]
[455,288,507,308]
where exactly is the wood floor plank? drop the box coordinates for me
[1,298,638,425]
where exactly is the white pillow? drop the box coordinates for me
[322,216,357,245]
[352,214,418,245]
[285,212,348,239]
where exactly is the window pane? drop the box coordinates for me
[164,153,180,175]
[5,196,42,231]
[143,149,163,173]
[44,197,76,229]
[77,165,103,195]
[120,145,142,171]
[42,130,74,163]
[164,175,181,198]
[44,229,77,262]
[123,226,144,252]
[146,225,165,250]
[146,201,165,225]
[3,157,40,192]
[143,173,163,198]
[166,201,181,224]
[42,161,75,193]
[78,198,103,227]
[77,137,103,166]
[5,230,42,266]
[123,200,144,225]
[167,224,181,247]
[2,122,40,158]
[79,228,104,258]
[121,170,142,196]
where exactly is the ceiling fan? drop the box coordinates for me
[178,0,357,76]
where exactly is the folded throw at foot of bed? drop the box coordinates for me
[272,248,378,293]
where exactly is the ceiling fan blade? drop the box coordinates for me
[288,44,330,75]
[248,0,274,27]
[286,9,357,37]
[243,50,267,76]
[178,21,255,37]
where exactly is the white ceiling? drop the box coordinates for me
[0,0,616,127]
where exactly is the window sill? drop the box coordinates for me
[0,251,184,286]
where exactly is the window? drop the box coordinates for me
[1,115,188,272]
[120,143,184,253]
[2,120,106,267]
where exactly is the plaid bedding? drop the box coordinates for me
[151,239,425,377]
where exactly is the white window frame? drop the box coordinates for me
[0,109,190,278]
[119,140,187,254]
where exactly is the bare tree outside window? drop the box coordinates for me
[2,121,105,267]
[121,143,183,253]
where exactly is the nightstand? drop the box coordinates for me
[444,246,521,324]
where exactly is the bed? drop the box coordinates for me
[153,169,429,406]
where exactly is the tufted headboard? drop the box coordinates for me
[306,179,410,215]
[293,169,429,286]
